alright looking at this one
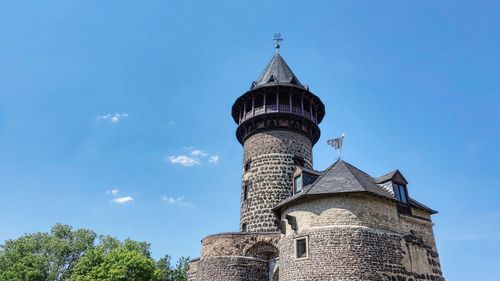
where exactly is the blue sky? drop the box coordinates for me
[0,1,499,279]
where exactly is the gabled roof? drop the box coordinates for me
[251,53,305,89]
[274,160,393,210]
[375,169,408,184]
[273,160,437,214]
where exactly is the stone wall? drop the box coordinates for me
[241,130,313,232]
[187,259,199,281]
[278,194,444,281]
[196,256,269,281]
[191,232,280,281]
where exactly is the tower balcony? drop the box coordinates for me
[240,104,316,125]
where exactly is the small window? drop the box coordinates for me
[243,183,249,201]
[393,184,408,204]
[244,160,251,172]
[294,175,303,193]
[295,237,308,259]
[242,223,247,232]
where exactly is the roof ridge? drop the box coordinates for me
[341,161,395,198]
[342,161,376,181]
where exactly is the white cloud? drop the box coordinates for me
[208,155,219,164]
[191,150,208,157]
[97,113,129,123]
[112,196,134,204]
[106,189,120,195]
[167,148,219,167]
[161,196,192,207]
[167,155,200,167]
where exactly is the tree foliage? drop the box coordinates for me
[0,224,190,281]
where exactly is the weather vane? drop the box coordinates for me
[327,133,345,160]
[273,33,283,54]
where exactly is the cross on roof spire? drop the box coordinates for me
[273,33,283,54]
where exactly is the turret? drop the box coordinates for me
[231,51,325,232]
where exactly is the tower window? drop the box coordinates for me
[294,175,303,193]
[243,183,249,201]
[242,223,247,232]
[393,183,408,204]
[244,160,251,172]
[295,237,308,259]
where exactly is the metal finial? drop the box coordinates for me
[273,33,283,54]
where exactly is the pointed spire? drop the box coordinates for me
[251,53,304,89]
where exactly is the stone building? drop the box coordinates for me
[187,47,445,281]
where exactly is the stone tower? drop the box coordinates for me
[231,52,325,232]
[188,46,445,281]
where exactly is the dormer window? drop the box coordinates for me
[393,183,408,204]
[294,175,303,193]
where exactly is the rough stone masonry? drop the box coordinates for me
[187,50,445,281]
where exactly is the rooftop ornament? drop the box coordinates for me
[273,33,283,54]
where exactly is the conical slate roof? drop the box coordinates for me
[251,53,304,89]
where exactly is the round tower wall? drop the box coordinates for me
[278,194,444,281]
[194,232,280,281]
[241,130,312,232]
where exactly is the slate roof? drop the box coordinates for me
[273,160,437,214]
[375,170,408,184]
[251,53,305,89]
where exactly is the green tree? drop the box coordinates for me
[71,247,156,281]
[0,224,190,281]
[0,224,96,281]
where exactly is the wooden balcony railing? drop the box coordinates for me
[239,104,317,124]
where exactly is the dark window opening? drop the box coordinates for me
[393,183,408,204]
[242,223,247,232]
[243,183,249,201]
[245,99,253,113]
[296,238,307,259]
[244,160,251,172]
[254,95,264,108]
[267,93,277,105]
[294,175,303,193]
[279,93,289,105]
[303,98,310,113]
[292,94,301,107]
